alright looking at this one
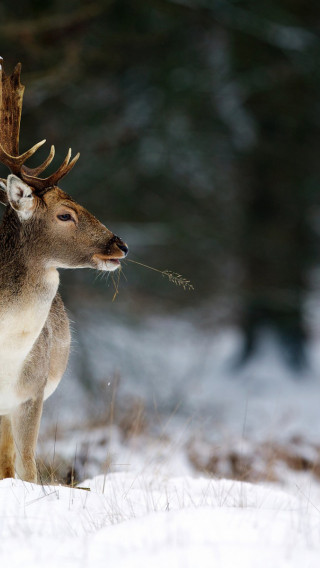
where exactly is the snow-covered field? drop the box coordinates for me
[2,473,320,568]
[3,307,320,566]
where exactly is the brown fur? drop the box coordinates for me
[0,181,127,483]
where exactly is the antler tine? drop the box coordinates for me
[58,148,72,171]
[20,149,80,192]
[22,145,55,177]
[0,139,46,176]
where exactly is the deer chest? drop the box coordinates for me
[0,300,52,414]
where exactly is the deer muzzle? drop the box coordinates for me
[92,234,128,272]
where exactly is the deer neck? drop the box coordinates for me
[0,208,60,306]
[0,210,59,374]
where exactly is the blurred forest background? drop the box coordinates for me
[1,0,320,374]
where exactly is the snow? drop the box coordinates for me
[1,473,320,567]
[4,308,320,566]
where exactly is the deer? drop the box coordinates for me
[0,59,128,483]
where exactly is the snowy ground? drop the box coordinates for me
[3,306,320,566]
[2,473,320,568]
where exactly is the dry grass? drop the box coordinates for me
[40,427,320,487]
[38,384,320,487]
[37,390,148,485]
[188,437,320,484]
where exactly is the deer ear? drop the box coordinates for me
[0,179,8,205]
[7,174,35,220]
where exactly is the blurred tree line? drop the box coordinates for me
[1,0,320,368]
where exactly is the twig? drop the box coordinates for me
[126,259,194,291]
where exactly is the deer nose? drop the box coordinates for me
[117,242,129,257]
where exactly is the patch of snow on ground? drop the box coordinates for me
[0,474,320,568]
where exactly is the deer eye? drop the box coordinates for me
[57,213,73,222]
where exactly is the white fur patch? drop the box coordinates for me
[0,306,47,414]
[0,271,60,415]
[94,259,121,272]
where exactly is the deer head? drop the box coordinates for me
[0,58,128,272]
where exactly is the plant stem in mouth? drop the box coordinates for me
[126,259,194,291]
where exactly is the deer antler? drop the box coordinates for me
[21,147,80,192]
[0,57,79,193]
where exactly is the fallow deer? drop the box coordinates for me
[0,59,128,483]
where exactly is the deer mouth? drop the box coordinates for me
[92,253,122,272]
[108,259,121,265]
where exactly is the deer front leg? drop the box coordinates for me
[0,415,15,479]
[11,395,44,483]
